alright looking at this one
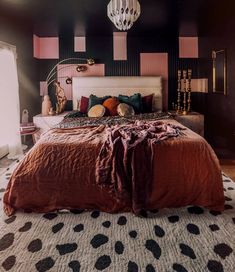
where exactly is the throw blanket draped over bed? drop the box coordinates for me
[96,121,181,214]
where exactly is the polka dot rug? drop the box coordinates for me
[0,163,234,271]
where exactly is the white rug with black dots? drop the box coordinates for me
[0,163,234,272]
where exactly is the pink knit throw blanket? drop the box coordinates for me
[96,120,181,214]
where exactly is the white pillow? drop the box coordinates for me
[88,104,106,118]
[117,103,135,117]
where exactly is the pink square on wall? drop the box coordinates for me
[140,53,168,111]
[33,35,59,59]
[74,37,86,52]
[40,81,48,96]
[179,37,198,58]
[113,32,127,60]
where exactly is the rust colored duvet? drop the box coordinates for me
[3,119,224,216]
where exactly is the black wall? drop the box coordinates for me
[39,26,200,112]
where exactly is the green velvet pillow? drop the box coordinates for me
[118,93,142,113]
[88,94,111,110]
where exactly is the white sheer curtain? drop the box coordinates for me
[0,41,23,159]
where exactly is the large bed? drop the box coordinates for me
[3,76,224,216]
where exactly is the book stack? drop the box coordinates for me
[20,122,36,134]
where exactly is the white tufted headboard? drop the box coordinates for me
[72,76,163,111]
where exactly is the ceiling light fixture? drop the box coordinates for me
[107,0,141,31]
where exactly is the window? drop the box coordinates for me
[0,42,22,159]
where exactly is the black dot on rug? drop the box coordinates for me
[223,179,231,183]
[214,243,233,259]
[227,187,234,190]
[209,224,220,232]
[70,209,84,214]
[172,263,188,272]
[52,223,64,234]
[68,260,81,272]
[168,215,179,223]
[0,233,14,251]
[2,255,16,271]
[186,223,200,235]
[139,210,148,218]
[73,224,84,233]
[94,255,111,270]
[209,210,222,216]
[129,230,137,238]
[102,221,111,228]
[224,204,233,210]
[115,241,124,254]
[232,218,235,224]
[179,243,196,259]
[128,261,138,272]
[4,216,16,224]
[154,225,165,237]
[28,239,42,253]
[91,211,100,218]
[225,196,232,201]
[187,206,204,214]
[35,257,55,272]
[0,188,5,193]
[43,213,58,220]
[146,264,155,272]
[207,260,224,272]
[117,216,127,225]
[19,222,32,232]
[150,209,158,214]
[145,239,161,260]
[90,234,109,249]
[56,243,78,255]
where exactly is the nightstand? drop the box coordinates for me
[170,111,204,137]
[33,111,69,141]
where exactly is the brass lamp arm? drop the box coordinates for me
[46,57,93,82]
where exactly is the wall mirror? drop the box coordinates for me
[212,49,227,95]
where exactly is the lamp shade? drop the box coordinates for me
[107,0,141,31]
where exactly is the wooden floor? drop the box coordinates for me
[220,160,235,181]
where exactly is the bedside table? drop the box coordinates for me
[170,111,204,137]
[33,111,70,141]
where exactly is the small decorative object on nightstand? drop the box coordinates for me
[176,69,192,115]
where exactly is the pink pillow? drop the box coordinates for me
[142,94,153,113]
[79,96,89,113]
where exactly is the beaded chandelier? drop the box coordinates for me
[107,0,141,31]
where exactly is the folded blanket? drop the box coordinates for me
[96,120,181,214]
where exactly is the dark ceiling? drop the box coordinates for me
[0,0,230,37]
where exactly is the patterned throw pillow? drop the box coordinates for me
[117,103,135,117]
[103,97,120,116]
[88,94,111,110]
[88,104,106,118]
[142,94,154,113]
[118,93,142,113]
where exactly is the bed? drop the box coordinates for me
[3,76,225,216]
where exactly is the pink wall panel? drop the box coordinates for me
[33,35,40,58]
[40,81,48,96]
[179,37,198,58]
[39,37,59,59]
[57,64,105,99]
[33,35,59,59]
[74,37,86,52]
[113,32,127,60]
[140,53,168,110]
